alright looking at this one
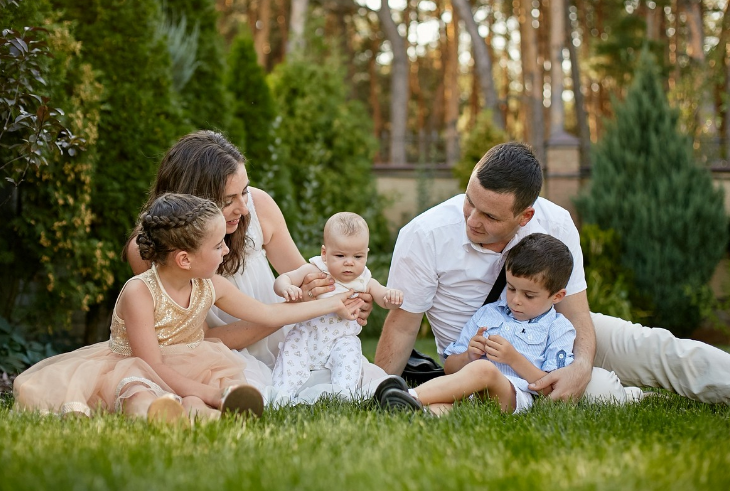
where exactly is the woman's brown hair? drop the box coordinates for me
[124,131,249,275]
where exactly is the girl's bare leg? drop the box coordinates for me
[414,359,517,412]
[426,403,453,416]
[182,395,221,420]
[122,392,157,418]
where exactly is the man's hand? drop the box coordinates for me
[467,327,489,362]
[528,360,592,400]
[484,334,519,366]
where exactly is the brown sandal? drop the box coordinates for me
[147,394,189,426]
[220,385,264,418]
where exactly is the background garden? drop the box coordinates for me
[1,1,730,488]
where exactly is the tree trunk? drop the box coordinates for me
[682,0,717,136]
[519,0,545,163]
[549,0,566,137]
[451,0,503,129]
[377,1,409,165]
[254,0,272,67]
[287,0,308,55]
[445,4,460,167]
[567,0,590,167]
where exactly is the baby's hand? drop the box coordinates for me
[383,289,403,307]
[281,285,303,302]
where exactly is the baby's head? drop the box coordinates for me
[321,212,370,283]
[503,233,573,321]
[137,193,227,276]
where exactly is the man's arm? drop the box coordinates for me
[374,308,423,375]
[528,290,594,400]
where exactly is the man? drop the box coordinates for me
[375,142,730,403]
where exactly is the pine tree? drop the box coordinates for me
[575,50,728,335]
[163,0,232,133]
[225,30,293,216]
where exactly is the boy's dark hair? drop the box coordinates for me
[505,233,573,294]
[474,142,543,215]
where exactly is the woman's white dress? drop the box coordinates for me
[206,192,389,405]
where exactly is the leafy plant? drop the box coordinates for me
[0,25,85,187]
[0,316,56,374]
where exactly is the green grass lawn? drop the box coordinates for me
[1,337,729,491]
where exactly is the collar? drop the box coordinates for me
[495,297,556,324]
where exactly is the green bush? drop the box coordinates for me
[0,0,115,336]
[225,29,294,216]
[52,0,189,291]
[575,50,728,335]
[165,0,232,133]
[268,50,390,256]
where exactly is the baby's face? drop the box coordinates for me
[321,232,369,283]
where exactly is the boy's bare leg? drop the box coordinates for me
[414,359,517,412]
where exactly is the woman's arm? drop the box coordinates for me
[126,239,152,276]
[118,281,222,408]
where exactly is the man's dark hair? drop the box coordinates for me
[505,233,573,294]
[474,142,543,215]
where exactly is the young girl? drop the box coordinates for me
[271,212,403,399]
[13,194,363,422]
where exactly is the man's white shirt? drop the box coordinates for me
[387,194,587,356]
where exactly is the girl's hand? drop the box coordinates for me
[281,285,302,302]
[484,334,518,366]
[332,290,365,320]
[301,272,335,301]
[467,327,488,362]
[383,289,404,307]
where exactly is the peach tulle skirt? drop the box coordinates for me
[13,338,249,416]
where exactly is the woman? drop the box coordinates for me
[125,131,386,404]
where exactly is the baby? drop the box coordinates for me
[272,212,403,398]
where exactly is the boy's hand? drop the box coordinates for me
[467,327,489,362]
[281,285,303,302]
[484,334,518,366]
[383,289,403,307]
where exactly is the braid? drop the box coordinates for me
[136,193,222,264]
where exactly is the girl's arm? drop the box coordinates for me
[273,263,322,302]
[212,275,364,327]
[367,279,403,310]
[117,280,222,408]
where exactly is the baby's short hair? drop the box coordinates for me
[505,233,573,294]
[323,212,369,242]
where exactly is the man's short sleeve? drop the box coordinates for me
[386,222,439,314]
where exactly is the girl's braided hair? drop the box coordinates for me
[137,193,222,264]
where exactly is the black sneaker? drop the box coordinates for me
[373,375,410,406]
[379,387,423,412]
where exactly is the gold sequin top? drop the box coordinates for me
[108,265,213,356]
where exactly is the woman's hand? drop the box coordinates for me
[300,272,335,301]
[332,290,365,320]
[354,292,373,326]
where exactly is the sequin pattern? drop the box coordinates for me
[109,265,211,356]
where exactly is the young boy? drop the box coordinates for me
[377,233,575,414]
[272,212,403,398]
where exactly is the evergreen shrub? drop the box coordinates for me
[452,110,508,189]
[575,50,728,335]
[0,0,115,341]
